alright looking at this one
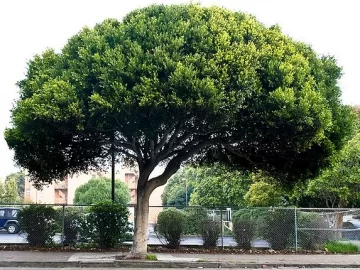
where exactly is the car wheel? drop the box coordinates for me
[7,223,19,234]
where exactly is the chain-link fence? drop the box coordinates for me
[149,206,360,250]
[0,204,135,247]
[1,204,360,250]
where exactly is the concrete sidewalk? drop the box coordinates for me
[1,251,360,268]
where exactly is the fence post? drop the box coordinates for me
[61,205,65,247]
[294,207,298,251]
[220,208,224,249]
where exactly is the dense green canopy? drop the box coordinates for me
[5,5,353,187]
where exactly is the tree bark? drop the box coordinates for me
[129,185,151,259]
[126,141,206,258]
[334,200,345,239]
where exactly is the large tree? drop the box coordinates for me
[162,165,251,207]
[307,132,360,208]
[74,176,130,205]
[5,4,354,257]
[161,166,197,206]
[306,132,360,236]
[306,107,360,209]
[189,165,251,207]
[243,173,286,207]
[0,178,18,203]
[5,171,25,199]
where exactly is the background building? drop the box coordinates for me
[23,166,165,223]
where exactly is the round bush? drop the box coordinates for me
[258,209,295,250]
[233,219,256,249]
[201,220,221,248]
[56,207,85,246]
[184,207,208,235]
[157,208,186,248]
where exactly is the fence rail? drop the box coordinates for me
[1,204,360,250]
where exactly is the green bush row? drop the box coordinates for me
[156,208,334,250]
[17,202,130,248]
[232,209,333,250]
[156,208,221,248]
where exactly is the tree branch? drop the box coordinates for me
[117,148,138,161]
[131,137,143,166]
[224,144,266,166]
[150,139,155,162]
[147,139,217,193]
[154,125,176,155]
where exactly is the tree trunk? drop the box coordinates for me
[334,200,345,239]
[128,185,151,259]
[127,159,181,258]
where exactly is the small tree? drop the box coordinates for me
[5,171,25,199]
[0,178,19,203]
[74,177,130,205]
[243,173,287,207]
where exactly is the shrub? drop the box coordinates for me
[201,220,221,248]
[145,253,158,260]
[184,207,208,235]
[86,201,130,248]
[157,208,186,248]
[18,205,58,246]
[233,208,269,221]
[324,241,359,253]
[56,207,85,246]
[259,209,294,250]
[232,219,256,249]
[297,212,332,250]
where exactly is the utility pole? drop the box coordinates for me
[111,134,115,202]
[185,178,188,206]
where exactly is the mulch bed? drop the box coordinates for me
[0,244,331,254]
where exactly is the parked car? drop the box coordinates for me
[0,208,20,234]
[342,216,360,240]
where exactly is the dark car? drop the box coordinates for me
[342,219,360,240]
[0,208,20,234]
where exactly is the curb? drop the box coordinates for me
[1,261,360,268]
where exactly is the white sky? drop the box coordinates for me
[0,0,359,179]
